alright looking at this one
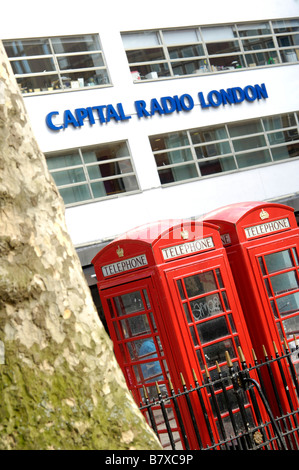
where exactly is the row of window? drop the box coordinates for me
[122,18,299,80]
[3,18,299,94]
[46,111,299,206]
[3,35,110,94]
[150,112,299,185]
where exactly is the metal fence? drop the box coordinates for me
[139,338,299,450]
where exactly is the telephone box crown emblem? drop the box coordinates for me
[260,209,269,220]
[181,229,189,240]
[116,245,124,257]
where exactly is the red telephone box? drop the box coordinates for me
[204,201,299,413]
[92,219,262,449]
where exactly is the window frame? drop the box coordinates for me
[121,18,299,82]
[149,111,299,186]
[45,141,140,207]
[3,34,111,95]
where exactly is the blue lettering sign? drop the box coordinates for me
[64,110,79,128]
[45,111,63,130]
[45,83,269,131]
[198,83,268,109]
[134,94,194,119]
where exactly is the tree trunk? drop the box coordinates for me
[0,41,161,450]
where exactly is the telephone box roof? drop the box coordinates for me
[203,201,294,226]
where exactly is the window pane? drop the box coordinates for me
[82,142,129,162]
[171,59,206,75]
[158,164,198,184]
[237,22,271,37]
[93,176,137,196]
[206,41,240,54]
[155,148,193,166]
[114,291,145,316]
[17,73,60,93]
[236,149,271,168]
[195,141,231,158]
[184,304,192,323]
[201,26,237,41]
[263,114,296,130]
[177,280,186,300]
[273,19,299,33]
[184,271,217,297]
[271,143,299,161]
[51,168,86,186]
[130,63,170,79]
[60,70,109,88]
[280,49,299,63]
[190,127,228,143]
[228,120,263,137]
[270,271,299,295]
[233,135,266,152]
[276,292,299,315]
[4,38,51,57]
[59,185,91,204]
[57,53,104,70]
[198,156,237,175]
[122,31,160,48]
[264,250,294,273]
[51,35,101,53]
[245,50,279,66]
[190,326,199,346]
[209,54,245,70]
[267,129,299,145]
[168,44,204,59]
[282,316,299,339]
[10,57,55,74]
[87,159,133,179]
[203,338,236,367]
[47,151,82,170]
[277,34,299,48]
[190,293,223,320]
[90,181,106,198]
[196,317,229,344]
[120,314,151,338]
[150,131,189,150]
[163,28,200,45]
[242,37,275,51]
[126,48,165,63]
[47,141,137,205]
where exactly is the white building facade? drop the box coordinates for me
[2,0,299,290]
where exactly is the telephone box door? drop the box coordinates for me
[166,256,258,438]
[248,239,299,377]
[100,278,169,399]
[99,277,185,448]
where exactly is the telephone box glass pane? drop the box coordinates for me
[203,338,236,367]
[184,271,217,297]
[190,293,223,320]
[183,303,192,323]
[282,316,299,340]
[120,314,151,338]
[276,292,299,315]
[114,291,145,315]
[196,316,229,344]
[270,271,299,295]
[264,250,293,273]
[258,248,299,349]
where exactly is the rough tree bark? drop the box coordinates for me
[0,41,162,450]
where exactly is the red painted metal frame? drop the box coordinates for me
[92,219,264,448]
[204,201,299,415]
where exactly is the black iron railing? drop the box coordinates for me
[139,338,299,450]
